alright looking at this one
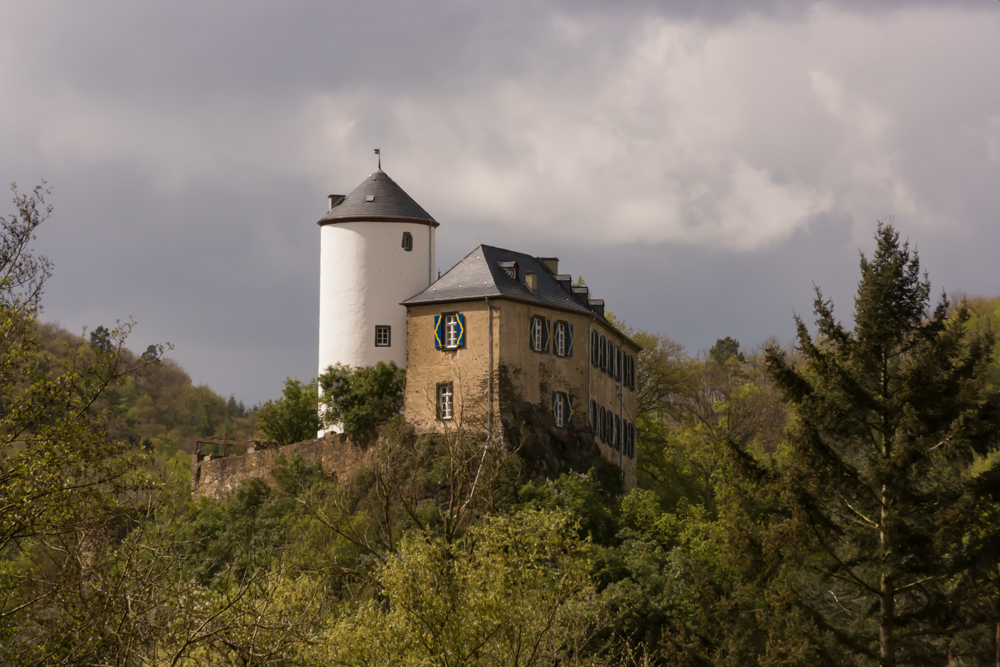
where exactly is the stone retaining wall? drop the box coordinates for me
[191,433,369,500]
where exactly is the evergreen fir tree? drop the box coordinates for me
[760,224,1000,666]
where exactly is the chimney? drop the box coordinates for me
[328,194,345,211]
[525,272,537,292]
[537,257,559,274]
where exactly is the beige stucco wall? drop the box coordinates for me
[404,297,639,490]
[588,319,639,489]
[403,300,500,433]
[497,302,638,489]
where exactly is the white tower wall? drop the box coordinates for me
[318,221,435,376]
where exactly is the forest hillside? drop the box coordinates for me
[34,321,258,458]
[3,183,1000,666]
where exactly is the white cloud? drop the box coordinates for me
[296,5,999,250]
[5,4,998,252]
[2,1,999,402]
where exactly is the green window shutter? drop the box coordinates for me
[566,395,574,427]
[543,320,551,353]
[456,313,466,348]
[529,316,537,351]
[551,391,558,427]
[434,315,443,349]
[567,324,574,357]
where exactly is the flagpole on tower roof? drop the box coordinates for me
[375,148,380,170]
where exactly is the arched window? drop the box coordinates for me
[402,232,413,251]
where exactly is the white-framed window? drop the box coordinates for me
[402,232,413,251]
[555,321,566,357]
[444,314,459,348]
[554,392,565,427]
[375,325,391,347]
[437,382,454,420]
[532,316,544,352]
[613,345,620,380]
[599,335,607,370]
[435,313,465,350]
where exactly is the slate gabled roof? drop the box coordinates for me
[402,244,639,348]
[402,245,591,315]
[318,169,438,227]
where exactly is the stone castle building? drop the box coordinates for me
[318,167,639,489]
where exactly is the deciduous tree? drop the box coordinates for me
[318,361,405,439]
[256,377,320,445]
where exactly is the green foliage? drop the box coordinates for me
[89,323,113,352]
[310,509,604,667]
[748,224,1000,664]
[7,183,1000,665]
[33,321,256,454]
[318,361,405,438]
[518,469,621,545]
[960,294,1000,386]
[0,185,164,662]
[256,377,320,445]
[709,335,745,365]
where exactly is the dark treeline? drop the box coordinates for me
[2,184,1000,666]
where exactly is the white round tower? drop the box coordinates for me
[317,169,437,430]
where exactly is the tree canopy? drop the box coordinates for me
[4,183,1000,666]
[754,224,1000,665]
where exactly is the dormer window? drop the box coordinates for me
[402,232,413,251]
[498,261,519,281]
[366,194,375,202]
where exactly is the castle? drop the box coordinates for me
[317,167,639,489]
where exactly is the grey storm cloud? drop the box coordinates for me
[1,0,998,404]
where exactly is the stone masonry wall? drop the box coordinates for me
[191,433,369,500]
[404,298,639,491]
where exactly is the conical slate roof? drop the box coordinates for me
[318,169,438,226]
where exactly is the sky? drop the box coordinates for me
[2,1,998,405]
